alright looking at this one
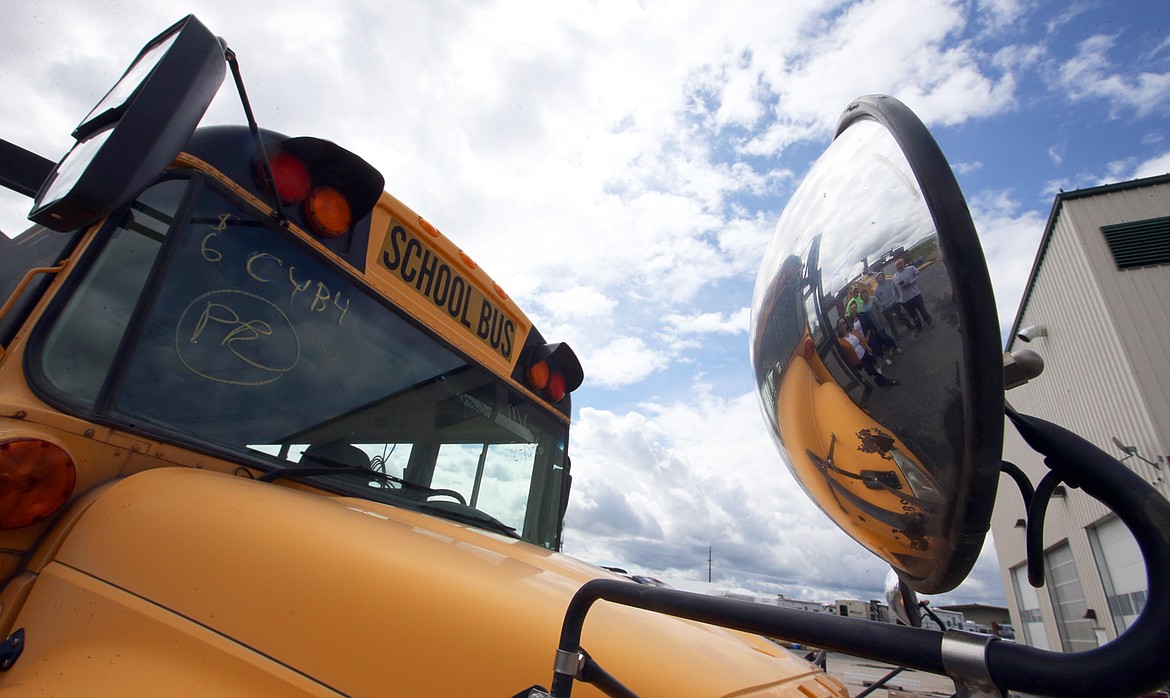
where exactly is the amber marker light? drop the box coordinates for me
[418,217,441,237]
[527,360,550,391]
[305,186,352,237]
[0,439,77,530]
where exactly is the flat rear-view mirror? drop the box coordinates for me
[29,15,225,232]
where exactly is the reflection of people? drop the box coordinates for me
[836,319,898,387]
[846,287,866,319]
[892,258,932,336]
[872,273,913,338]
[851,303,903,364]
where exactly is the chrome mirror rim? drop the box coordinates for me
[841,95,1004,592]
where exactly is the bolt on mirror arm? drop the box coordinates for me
[987,406,1170,697]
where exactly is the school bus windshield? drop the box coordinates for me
[25,173,570,549]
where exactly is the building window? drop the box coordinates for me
[1045,543,1098,652]
[1088,517,1147,634]
[1101,216,1170,270]
[1010,564,1049,649]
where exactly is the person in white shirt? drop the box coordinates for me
[892,258,933,336]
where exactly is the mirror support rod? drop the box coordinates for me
[548,578,947,697]
[1024,470,1067,587]
[222,47,287,227]
[989,407,1170,697]
[998,461,1035,510]
[549,408,1170,698]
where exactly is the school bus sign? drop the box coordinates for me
[378,219,517,361]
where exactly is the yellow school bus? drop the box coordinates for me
[0,16,843,696]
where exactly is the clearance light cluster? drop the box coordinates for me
[527,360,568,404]
[525,342,583,406]
[256,150,352,238]
[0,439,77,530]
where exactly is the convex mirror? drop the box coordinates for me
[750,95,1003,593]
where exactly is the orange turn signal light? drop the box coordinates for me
[527,360,550,391]
[527,360,569,404]
[305,186,352,238]
[0,439,76,530]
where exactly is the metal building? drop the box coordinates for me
[992,173,1170,651]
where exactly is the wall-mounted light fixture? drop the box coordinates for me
[1017,324,1048,342]
[1112,437,1160,468]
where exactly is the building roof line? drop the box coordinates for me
[1006,173,1170,349]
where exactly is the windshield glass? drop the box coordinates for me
[32,176,569,549]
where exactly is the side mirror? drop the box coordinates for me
[552,94,1170,698]
[749,94,1003,594]
[29,15,225,232]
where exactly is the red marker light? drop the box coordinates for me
[259,151,311,204]
[547,372,567,404]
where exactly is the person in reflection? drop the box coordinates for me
[849,300,900,366]
[892,258,933,337]
[872,272,913,338]
[846,286,867,319]
[836,319,898,387]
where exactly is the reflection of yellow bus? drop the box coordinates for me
[751,245,942,586]
[774,333,944,582]
[0,16,843,696]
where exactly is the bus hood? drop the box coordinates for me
[18,468,842,697]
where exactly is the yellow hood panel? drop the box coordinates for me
[43,468,839,696]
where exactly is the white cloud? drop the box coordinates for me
[1058,33,1170,117]
[564,392,1005,603]
[9,0,1165,611]
[1114,150,1170,182]
[583,336,670,388]
[968,189,1048,341]
[662,308,751,337]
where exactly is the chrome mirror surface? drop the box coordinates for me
[885,568,922,628]
[750,95,1002,594]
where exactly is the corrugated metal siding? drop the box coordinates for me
[994,179,1170,646]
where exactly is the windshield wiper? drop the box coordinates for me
[257,464,463,502]
[418,501,520,539]
[258,460,516,537]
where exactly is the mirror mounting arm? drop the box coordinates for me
[997,461,1035,510]
[222,46,288,228]
[1024,470,1072,587]
[988,406,1170,697]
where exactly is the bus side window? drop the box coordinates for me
[36,181,185,405]
[0,226,78,346]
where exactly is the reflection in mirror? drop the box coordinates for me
[750,96,1001,594]
[885,568,922,628]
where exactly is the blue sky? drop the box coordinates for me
[2,0,1168,606]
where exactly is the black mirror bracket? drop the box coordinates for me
[543,406,1170,698]
[222,46,288,228]
[990,405,1170,697]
